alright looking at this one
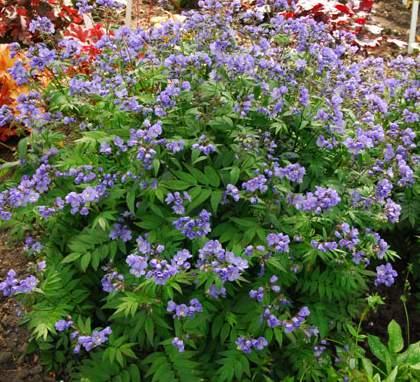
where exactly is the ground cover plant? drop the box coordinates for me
[0,0,419,381]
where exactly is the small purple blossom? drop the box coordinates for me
[236,336,268,353]
[172,337,185,352]
[109,223,132,242]
[242,175,268,193]
[192,135,216,155]
[274,163,306,184]
[174,209,212,239]
[167,298,203,319]
[384,199,401,223]
[73,327,112,353]
[289,187,341,214]
[28,16,55,34]
[0,270,38,297]
[267,233,290,253]
[375,263,397,287]
[165,192,191,215]
[55,320,73,332]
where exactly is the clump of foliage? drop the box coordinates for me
[0,0,419,381]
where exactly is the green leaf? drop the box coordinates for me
[145,319,154,346]
[230,167,240,185]
[387,320,404,353]
[368,335,388,363]
[210,191,223,214]
[128,364,141,381]
[368,335,392,372]
[62,252,82,264]
[362,358,373,377]
[204,166,220,187]
[384,366,398,382]
[127,187,137,214]
[80,253,91,272]
[188,189,212,210]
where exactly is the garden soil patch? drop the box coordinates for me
[0,233,52,381]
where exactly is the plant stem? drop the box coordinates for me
[402,299,410,345]
[0,141,15,151]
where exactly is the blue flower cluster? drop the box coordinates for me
[0,270,38,297]
[126,236,191,285]
[236,336,268,353]
[167,298,203,319]
[174,209,212,239]
[197,240,248,282]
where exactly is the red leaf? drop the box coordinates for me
[335,4,353,16]
[359,0,373,12]
[16,7,27,16]
[309,4,324,14]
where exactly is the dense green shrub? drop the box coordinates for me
[0,1,418,381]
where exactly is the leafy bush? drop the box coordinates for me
[0,1,418,381]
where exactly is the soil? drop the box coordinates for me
[0,233,54,382]
[363,0,418,56]
[364,227,420,344]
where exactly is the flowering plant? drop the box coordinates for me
[0,0,418,381]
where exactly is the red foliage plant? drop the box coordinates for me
[0,0,82,44]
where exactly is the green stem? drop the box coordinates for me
[402,299,410,346]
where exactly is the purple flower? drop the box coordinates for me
[0,270,38,297]
[299,87,309,106]
[274,163,306,184]
[167,299,203,319]
[223,184,240,203]
[267,233,290,253]
[0,105,13,127]
[249,287,264,302]
[375,263,397,287]
[375,179,393,201]
[96,0,125,8]
[76,0,94,13]
[192,135,216,155]
[172,337,185,352]
[197,240,248,282]
[384,199,401,224]
[311,240,338,252]
[165,192,191,215]
[9,61,29,85]
[166,140,185,153]
[109,223,132,242]
[126,255,148,277]
[174,209,212,239]
[74,327,112,353]
[208,285,226,299]
[55,320,73,332]
[100,142,112,155]
[242,175,268,193]
[24,236,43,254]
[289,187,340,214]
[236,336,268,353]
[28,16,55,34]
[101,271,124,293]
